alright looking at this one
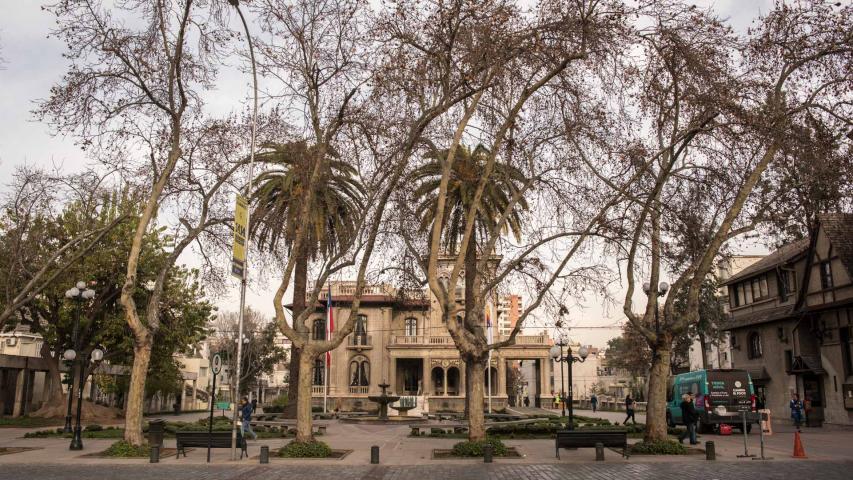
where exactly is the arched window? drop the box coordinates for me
[349,356,369,386]
[747,331,763,359]
[313,358,325,386]
[312,319,326,340]
[405,317,418,336]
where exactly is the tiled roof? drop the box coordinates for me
[819,213,853,279]
[722,238,809,286]
[722,304,794,330]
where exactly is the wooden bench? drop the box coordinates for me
[175,431,247,459]
[554,430,628,459]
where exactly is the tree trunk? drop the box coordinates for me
[124,338,153,445]
[466,356,487,441]
[643,346,671,443]
[294,351,315,443]
[462,234,477,419]
[284,243,309,419]
[699,333,708,370]
[40,342,64,404]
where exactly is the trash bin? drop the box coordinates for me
[148,419,165,448]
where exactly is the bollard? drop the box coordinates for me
[149,445,159,463]
[483,444,493,463]
[595,442,605,461]
[705,441,716,461]
[370,445,380,464]
[260,445,269,464]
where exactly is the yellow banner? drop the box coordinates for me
[231,194,248,278]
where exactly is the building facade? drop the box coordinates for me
[723,214,853,427]
[304,281,553,414]
[497,295,523,336]
[687,255,765,371]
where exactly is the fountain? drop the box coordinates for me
[367,382,400,421]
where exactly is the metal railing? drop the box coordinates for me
[348,335,372,347]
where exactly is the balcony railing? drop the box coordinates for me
[349,386,369,395]
[390,334,548,346]
[390,335,455,346]
[347,335,372,348]
[311,385,326,396]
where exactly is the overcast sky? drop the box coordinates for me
[0,0,777,348]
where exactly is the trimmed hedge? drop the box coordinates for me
[278,440,332,458]
[630,440,688,455]
[451,438,508,457]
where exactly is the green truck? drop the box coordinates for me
[666,369,758,433]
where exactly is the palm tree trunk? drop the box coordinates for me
[294,351,315,443]
[284,243,309,419]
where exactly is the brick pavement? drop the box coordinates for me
[0,461,852,480]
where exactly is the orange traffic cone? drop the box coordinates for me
[792,430,807,458]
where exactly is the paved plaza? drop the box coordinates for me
[0,461,852,480]
[2,410,852,479]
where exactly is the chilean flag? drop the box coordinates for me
[325,284,334,367]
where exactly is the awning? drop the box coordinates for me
[789,355,826,375]
[745,367,771,382]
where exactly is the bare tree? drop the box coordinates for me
[393,0,637,441]
[618,1,853,442]
[35,0,244,445]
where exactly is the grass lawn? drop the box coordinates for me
[0,417,64,428]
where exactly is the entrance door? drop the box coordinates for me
[802,374,825,426]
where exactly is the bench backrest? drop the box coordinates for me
[556,430,627,447]
[176,431,243,448]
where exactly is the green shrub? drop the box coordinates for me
[451,438,508,457]
[630,440,688,455]
[85,424,103,432]
[102,440,151,457]
[24,429,59,438]
[277,440,332,458]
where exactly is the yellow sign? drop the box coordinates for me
[231,194,248,278]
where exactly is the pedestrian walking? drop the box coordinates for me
[554,393,561,410]
[678,392,699,445]
[251,398,257,414]
[523,396,530,407]
[590,394,598,413]
[240,397,257,441]
[790,393,804,430]
[625,394,636,425]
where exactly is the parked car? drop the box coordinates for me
[666,369,757,433]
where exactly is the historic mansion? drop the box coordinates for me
[303,281,554,414]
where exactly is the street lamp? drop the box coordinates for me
[550,334,589,430]
[64,282,95,450]
[642,281,670,358]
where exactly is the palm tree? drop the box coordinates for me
[250,140,364,417]
[410,143,529,420]
[411,143,528,301]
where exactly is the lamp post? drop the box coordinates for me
[550,335,589,430]
[64,282,96,450]
[642,281,670,358]
[226,0,258,462]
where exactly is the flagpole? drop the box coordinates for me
[486,302,493,414]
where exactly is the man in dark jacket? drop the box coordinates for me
[678,392,698,445]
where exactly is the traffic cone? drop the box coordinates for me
[792,430,807,458]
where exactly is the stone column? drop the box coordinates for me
[12,369,25,417]
[443,367,448,396]
[497,355,507,397]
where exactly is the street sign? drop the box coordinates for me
[212,353,223,375]
[230,194,248,278]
